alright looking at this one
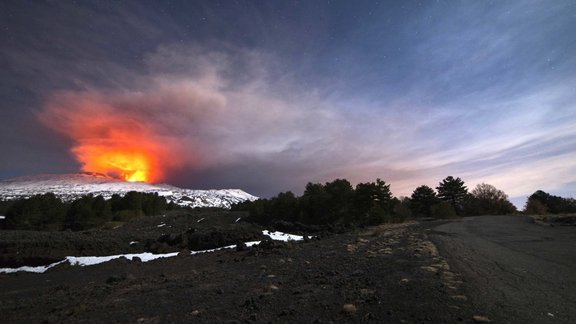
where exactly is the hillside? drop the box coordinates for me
[0,173,257,208]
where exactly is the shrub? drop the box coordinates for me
[113,209,145,222]
[431,201,458,219]
[5,193,67,230]
[393,199,412,222]
[524,197,547,215]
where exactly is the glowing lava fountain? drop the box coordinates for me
[39,91,185,183]
[74,147,153,182]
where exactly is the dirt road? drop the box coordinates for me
[429,216,576,323]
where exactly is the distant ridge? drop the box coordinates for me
[0,173,258,209]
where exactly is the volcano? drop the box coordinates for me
[0,173,258,208]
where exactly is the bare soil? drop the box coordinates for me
[0,212,479,323]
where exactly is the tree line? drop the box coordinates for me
[233,178,406,227]
[1,176,573,231]
[524,190,576,215]
[0,192,175,231]
[233,176,523,227]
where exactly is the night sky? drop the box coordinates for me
[1,1,575,207]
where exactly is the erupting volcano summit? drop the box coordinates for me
[38,91,187,184]
[75,148,154,183]
[0,173,258,209]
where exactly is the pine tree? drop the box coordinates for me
[410,185,439,217]
[354,179,393,225]
[436,176,468,215]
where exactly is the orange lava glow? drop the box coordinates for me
[71,133,171,183]
[39,92,185,183]
[75,147,154,182]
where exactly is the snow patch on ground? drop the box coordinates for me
[263,230,305,241]
[0,230,305,274]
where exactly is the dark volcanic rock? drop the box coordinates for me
[0,215,478,323]
[185,225,263,251]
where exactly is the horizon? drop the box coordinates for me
[1,1,575,209]
[0,171,543,210]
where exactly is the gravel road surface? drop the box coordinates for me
[430,216,576,323]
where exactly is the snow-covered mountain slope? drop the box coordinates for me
[0,173,258,208]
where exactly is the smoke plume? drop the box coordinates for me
[38,79,228,182]
[37,45,347,185]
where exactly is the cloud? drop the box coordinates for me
[35,45,361,187]
[5,1,575,201]
[36,40,576,199]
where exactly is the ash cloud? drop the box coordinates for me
[36,45,370,190]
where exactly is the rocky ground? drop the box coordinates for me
[0,210,263,268]
[0,212,487,323]
[529,213,576,226]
